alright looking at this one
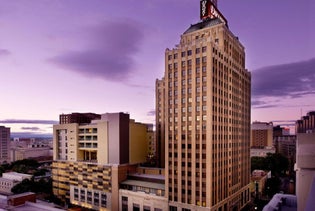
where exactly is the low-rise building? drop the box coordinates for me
[250,147,276,157]
[0,172,32,194]
[250,170,270,196]
[119,167,167,211]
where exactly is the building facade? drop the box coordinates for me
[296,111,315,133]
[295,132,315,211]
[0,172,32,194]
[250,122,273,148]
[52,112,152,210]
[0,126,10,164]
[156,0,251,210]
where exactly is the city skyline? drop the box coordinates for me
[0,0,314,136]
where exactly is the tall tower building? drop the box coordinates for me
[156,0,251,210]
[0,126,10,163]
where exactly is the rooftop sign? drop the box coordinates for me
[200,0,227,25]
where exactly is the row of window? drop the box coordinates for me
[168,57,207,71]
[168,47,207,60]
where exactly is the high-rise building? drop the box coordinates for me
[250,122,273,148]
[296,111,315,133]
[295,111,315,211]
[156,0,251,210]
[0,126,10,163]
[52,112,153,210]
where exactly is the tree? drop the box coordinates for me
[251,153,289,176]
[264,153,289,176]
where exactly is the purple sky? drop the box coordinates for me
[0,0,314,136]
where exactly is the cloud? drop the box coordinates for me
[252,58,315,99]
[0,49,10,57]
[49,19,145,82]
[147,109,155,116]
[20,127,41,131]
[0,119,58,124]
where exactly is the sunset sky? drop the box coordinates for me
[0,0,314,137]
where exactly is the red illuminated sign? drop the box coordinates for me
[200,0,227,25]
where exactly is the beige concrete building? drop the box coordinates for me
[52,112,153,210]
[119,168,167,211]
[156,0,251,210]
[295,132,315,211]
[251,122,273,148]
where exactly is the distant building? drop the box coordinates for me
[251,122,273,148]
[59,112,101,124]
[274,135,296,168]
[10,138,52,162]
[250,170,269,196]
[273,125,290,137]
[296,111,315,133]
[0,126,10,163]
[0,172,32,194]
[52,112,153,210]
[250,147,275,157]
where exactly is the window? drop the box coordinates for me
[181,51,186,57]
[169,206,177,211]
[174,53,178,59]
[144,205,151,211]
[202,66,206,72]
[168,55,172,60]
[196,58,200,64]
[133,203,140,211]
[122,196,128,211]
[196,48,200,54]
[202,46,207,52]
[187,50,192,56]
[181,61,186,67]
[187,60,192,66]
[202,56,207,63]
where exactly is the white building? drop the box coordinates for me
[0,172,32,194]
